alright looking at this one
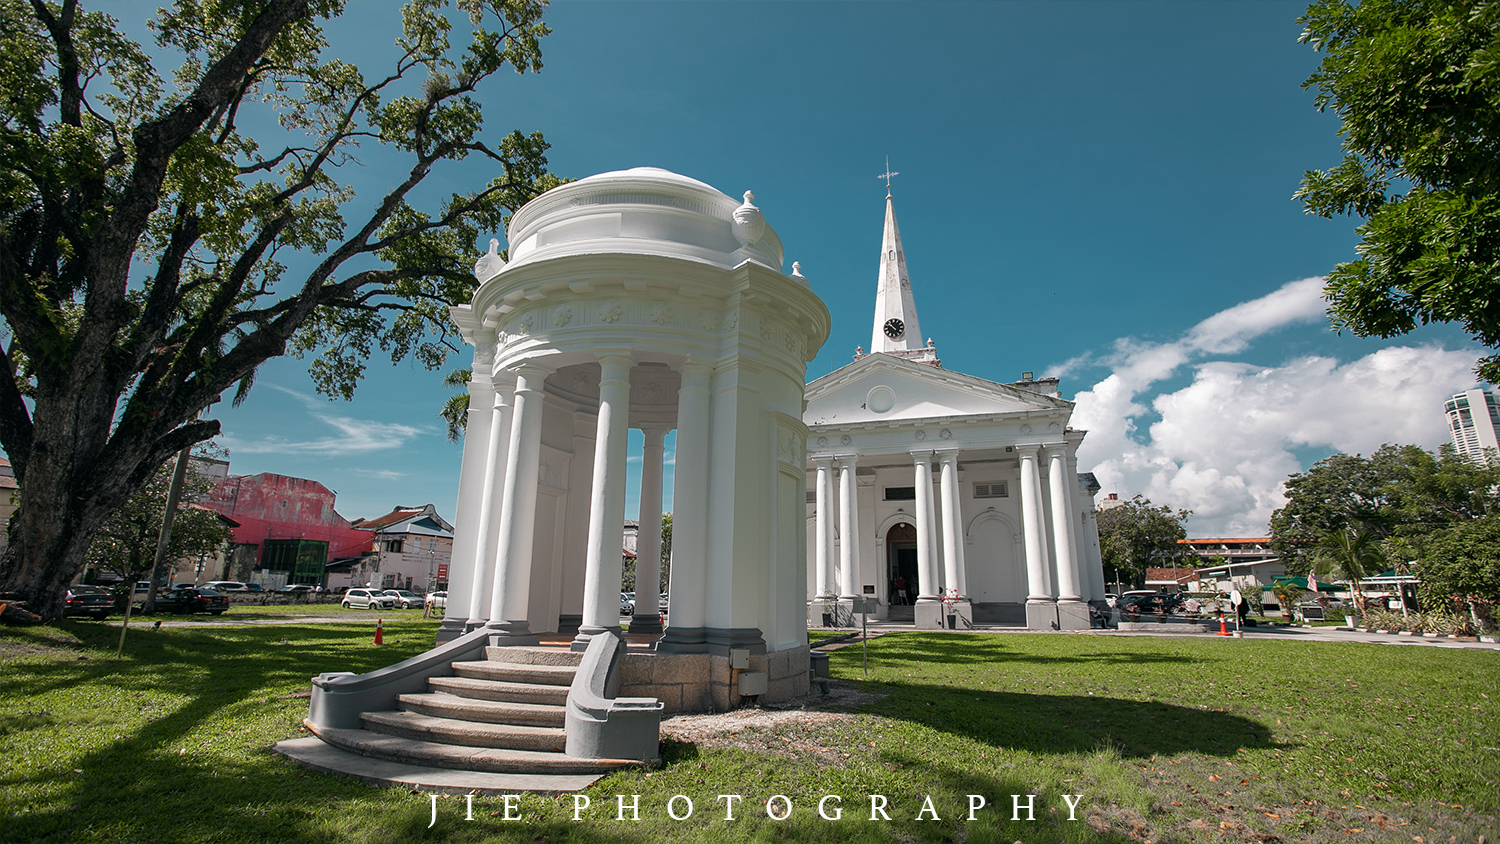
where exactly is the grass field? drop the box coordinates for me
[1,619,1495,843]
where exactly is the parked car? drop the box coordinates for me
[172,582,197,590]
[277,584,314,593]
[342,588,397,610]
[1118,592,1184,614]
[151,587,229,615]
[205,580,248,592]
[62,585,116,620]
[243,583,265,592]
[382,589,423,609]
[425,591,447,610]
[620,591,635,615]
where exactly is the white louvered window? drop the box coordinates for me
[974,481,1008,499]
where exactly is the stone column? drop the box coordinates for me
[936,450,972,629]
[630,426,667,635]
[912,452,944,628]
[1017,446,1058,630]
[1048,444,1089,630]
[659,358,711,653]
[573,352,633,651]
[485,364,547,643]
[813,457,835,601]
[836,456,861,603]
[464,376,511,629]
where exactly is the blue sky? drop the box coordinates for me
[187,1,1482,536]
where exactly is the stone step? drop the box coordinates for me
[397,692,566,728]
[452,660,577,687]
[308,723,639,775]
[485,645,583,667]
[428,675,570,706]
[274,736,605,794]
[361,710,566,752]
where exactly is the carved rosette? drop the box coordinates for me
[554,306,573,327]
[599,302,623,324]
[650,304,673,325]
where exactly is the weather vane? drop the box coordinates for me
[878,157,899,194]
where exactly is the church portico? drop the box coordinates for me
[804,187,1104,631]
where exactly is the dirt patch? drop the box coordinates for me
[659,680,886,764]
[0,625,90,660]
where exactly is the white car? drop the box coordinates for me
[382,589,423,609]
[342,588,397,610]
[425,591,447,610]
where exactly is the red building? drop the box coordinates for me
[203,473,374,586]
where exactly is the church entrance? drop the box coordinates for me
[886,522,918,605]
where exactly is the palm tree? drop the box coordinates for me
[1314,527,1387,613]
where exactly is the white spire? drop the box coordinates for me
[867,190,939,366]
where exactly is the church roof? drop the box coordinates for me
[805,352,1072,428]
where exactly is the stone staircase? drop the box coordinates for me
[284,645,643,792]
[887,605,915,623]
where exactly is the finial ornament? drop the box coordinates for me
[731,189,765,248]
[473,237,505,283]
[878,156,899,195]
[791,261,804,277]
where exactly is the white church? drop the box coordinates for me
[805,189,1106,631]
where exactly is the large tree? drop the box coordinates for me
[0,0,561,618]
[1095,495,1191,588]
[1296,0,1500,379]
[1270,443,1500,572]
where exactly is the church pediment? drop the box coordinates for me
[805,353,1070,427]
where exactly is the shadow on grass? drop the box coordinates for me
[859,633,1209,667]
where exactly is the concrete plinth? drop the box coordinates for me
[914,597,944,629]
[618,645,810,713]
[1025,600,1059,631]
[1056,600,1091,631]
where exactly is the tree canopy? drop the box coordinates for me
[1269,443,1500,572]
[0,0,562,618]
[84,452,231,592]
[1095,495,1191,587]
[1297,0,1500,380]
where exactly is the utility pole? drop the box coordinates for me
[118,444,191,656]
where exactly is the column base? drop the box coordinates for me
[556,613,582,636]
[1025,600,1059,631]
[913,597,945,629]
[435,618,468,644]
[702,627,766,658]
[627,613,663,635]
[1056,600,1091,631]
[570,624,625,652]
[655,625,708,654]
[485,619,540,647]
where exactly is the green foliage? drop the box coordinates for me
[1269,443,1500,572]
[0,0,565,611]
[1312,526,1387,611]
[439,366,469,441]
[1095,495,1190,586]
[83,453,232,585]
[1271,580,1306,617]
[1413,513,1500,605]
[1297,0,1500,380]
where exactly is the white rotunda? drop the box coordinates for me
[440,167,829,705]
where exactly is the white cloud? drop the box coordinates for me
[1067,278,1478,536]
[223,386,430,457]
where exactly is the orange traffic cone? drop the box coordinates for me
[1216,616,1231,636]
[374,618,384,645]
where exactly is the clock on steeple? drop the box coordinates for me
[883,318,905,339]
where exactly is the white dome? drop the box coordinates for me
[502,167,784,272]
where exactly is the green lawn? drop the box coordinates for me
[1,621,1495,843]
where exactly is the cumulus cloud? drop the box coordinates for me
[1064,278,1478,535]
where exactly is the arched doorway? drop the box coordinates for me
[886,522,918,605]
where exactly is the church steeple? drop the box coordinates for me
[865,180,940,367]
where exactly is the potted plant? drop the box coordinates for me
[819,594,838,628]
[1271,580,1305,623]
[940,588,961,629]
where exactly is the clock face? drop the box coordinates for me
[883,318,905,339]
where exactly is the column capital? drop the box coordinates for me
[594,349,635,367]
[1042,441,1070,457]
[812,454,836,468]
[1014,443,1041,460]
[834,454,860,469]
[934,449,961,466]
[910,450,934,466]
[640,426,669,443]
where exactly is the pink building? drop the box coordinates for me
[203,473,373,586]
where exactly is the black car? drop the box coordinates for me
[152,587,229,615]
[1118,592,1184,614]
[63,585,116,620]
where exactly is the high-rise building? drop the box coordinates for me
[1444,388,1500,462]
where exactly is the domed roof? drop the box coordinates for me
[502,167,784,273]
